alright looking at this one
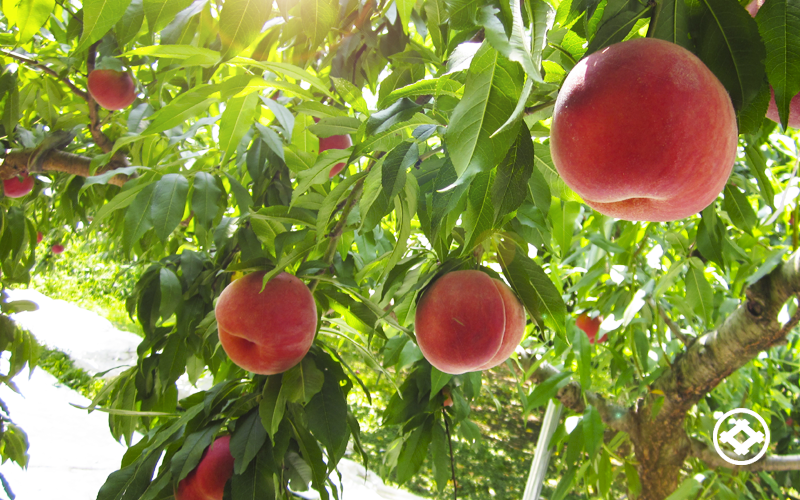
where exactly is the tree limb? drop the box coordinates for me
[691,438,800,472]
[0,150,129,186]
[531,361,634,434]
[653,251,800,419]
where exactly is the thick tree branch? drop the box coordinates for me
[654,251,800,419]
[691,438,800,472]
[0,150,129,186]
[0,49,88,101]
[531,361,633,434]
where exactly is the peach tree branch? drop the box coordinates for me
[0,49,88,101]
[690,438,800,472]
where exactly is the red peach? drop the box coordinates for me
[4,174,34,198]
[36,232,42,244]
[175,435,235,500]
[414,270,526,374]
[215,271,317,375]
[51,244,64,254]
[87,70,136,111]
[551,38,737,222]
[576,313,605,344]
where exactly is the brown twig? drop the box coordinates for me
[0,49,88,101]
[648,298,691,345]
[443,413,457,500]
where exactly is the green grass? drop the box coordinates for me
[36,346,104,400]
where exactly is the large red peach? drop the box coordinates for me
[215,271,317,375]
[746,0,800,129]
[87,70,136,111]
[576,313,605,344]
[4,174,34,198]
[414,270,526,374]
[175,435,235,500]
[550,38,737,222]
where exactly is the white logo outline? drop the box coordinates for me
[713,408,770,466]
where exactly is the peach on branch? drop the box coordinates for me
[87,70,136,111]
[313,117,352,177]
[215,271,317,375]
[550,38,737,222]
[50,244,64,254]
[414,270,526,374]
[175,435,235,500]
[4,174,34,198]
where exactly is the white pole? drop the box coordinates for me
[522,400,562,500]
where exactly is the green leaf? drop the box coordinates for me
[157,334,186,387]
[587,0,653,54]
[756,0,800,129]
[123,183,156,251]
[685,262,714,324]
[429,368,452,400]
[10,0,55,44]
[306,353,350,466]
[191,172,222,230]
[624,461,642,498]
[665,475,704,500]
[150,174,189,243]
[316,172,366,237]
[526,371,571,410]
[582,405,604,457]
[425,0,446,54]
[143,94,218,135]
[288,409,329,500]
[124,45,220,65]
[158,267,182,320]
[219,0,272,59]
[461,170,496,254]
[230,408,268,475]
[696,206,726,269]
[91,181,149,231]
[96,451,160,500]
[573,325,591,392]
[723,183,756,233]
[331,77,370,115]
[170,423,224,482]
[745,143,775,207]
[230,59,334,98]
[498,240,567,337]
[143,0,192,32]
[549,199,581,256]
[75,0,132,53]
[691,0,766,110]
[308,117,362,137]
[651,0,692,49]
[430,422,450,492]
[395,418,434,484]
[492,126,535,223]
[379,77,463,109]
[219,92,258,163]
[259,375,286,439]
[222,171,254,211]
[301,0,337,50]
[231,447,277,500]
[281,357,325,404]
[534,144,580,202]
[445,42,523,180]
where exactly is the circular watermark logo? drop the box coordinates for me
[713,408,770,466]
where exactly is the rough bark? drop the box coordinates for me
[0,150,129,186]
[530,251,800,499]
